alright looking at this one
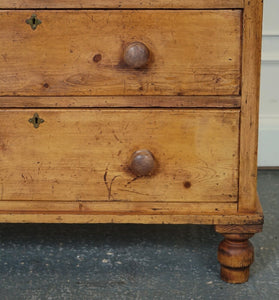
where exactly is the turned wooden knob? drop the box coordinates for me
[130,149,155,176]
[123,42,150,68]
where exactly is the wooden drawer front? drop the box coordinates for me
[0,109,239,202]
[0,10,241,97]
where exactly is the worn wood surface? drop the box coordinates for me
[0,10,241,96]
[0,0,244,9]
[0,0,264,234]
[0,96,241,108]
[0,109,239,203]
[238,0,263,213]
[0,212,264,224]
[0,201,237,215]
[215,224,263,234]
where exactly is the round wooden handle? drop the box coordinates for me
[123,42,150,68]
[130,149,155,176]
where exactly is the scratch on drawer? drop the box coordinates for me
[104,168,120,200]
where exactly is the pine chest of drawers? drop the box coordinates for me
[0,0,263,283]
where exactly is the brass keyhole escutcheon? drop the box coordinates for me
[29,113,44,128]
[26,14,42,30]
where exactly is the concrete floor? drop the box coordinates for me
[0,170,278,300]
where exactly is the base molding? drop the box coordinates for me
[0,212,264,225]
[215,224,263,234]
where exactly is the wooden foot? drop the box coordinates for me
[218,233,254,283]
[215,225,263,284]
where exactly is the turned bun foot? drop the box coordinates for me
[218,233,254,283]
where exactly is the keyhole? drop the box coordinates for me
[26,14,41,30]
[29,113,44,128]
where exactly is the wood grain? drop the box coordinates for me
[218,233,254,283]
[0,96,241,108]
[0,201,237,215]
[0,109,239,203]
[0,0,244,9]
[238,0,263,212]
[0,10,241,96]
[215,224,263,234]
[0,212,263,225]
